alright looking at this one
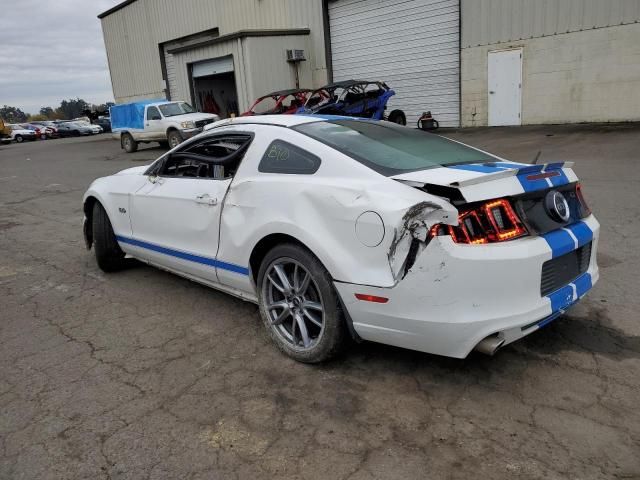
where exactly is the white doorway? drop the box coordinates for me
[488,48,522,126]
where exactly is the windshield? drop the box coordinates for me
[293,120,496,176]
[158,102,195,117]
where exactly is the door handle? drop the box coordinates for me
[195,194,218,206]
[489,91,495,94]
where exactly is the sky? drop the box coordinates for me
[0,0,122,114]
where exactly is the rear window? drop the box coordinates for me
[293,120,495,176]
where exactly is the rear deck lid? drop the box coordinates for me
[392,161,577,202]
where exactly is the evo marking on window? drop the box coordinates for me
[115,235,249,275]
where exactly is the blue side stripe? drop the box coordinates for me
[548,284,575,312]
[566,221,593,248]
[542,228,576,258]
[115,235,250,276]
[574,273,592,298]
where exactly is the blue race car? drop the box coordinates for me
[297,80,406,125]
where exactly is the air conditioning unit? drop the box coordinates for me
[286,49,306,62]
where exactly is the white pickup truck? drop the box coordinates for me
[110,100,219,152]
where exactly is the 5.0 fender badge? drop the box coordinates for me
[545,190,570,222]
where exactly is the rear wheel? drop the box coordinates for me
[122,133,138,153]
[167,130,182,149]
[257,244,347,363]
[92,202,127,272]
[388,109,406,126]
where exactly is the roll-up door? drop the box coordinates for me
[329,0,460,126]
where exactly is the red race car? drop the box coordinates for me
[242,88,311,116]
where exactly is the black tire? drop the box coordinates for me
[388,109,406,126]
[73,130,80,136]
[92,202,127,272]
[15,135,23,143]
[167,130,183,149]
[122,133,138,153]
[158,141,170,149]
[257,243,347,363]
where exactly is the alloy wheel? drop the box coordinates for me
[262,258,325,350]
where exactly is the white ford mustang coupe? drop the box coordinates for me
[83,115,599,362]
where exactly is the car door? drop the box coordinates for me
[128,131,253,283]
[144,106,165,141]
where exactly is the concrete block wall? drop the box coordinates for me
[461,22,640,126]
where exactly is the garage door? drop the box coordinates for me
[329,0,460,127]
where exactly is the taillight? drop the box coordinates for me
[430,198,527,244]
[575,183,592,217]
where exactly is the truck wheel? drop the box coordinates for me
[158,141,170,149]
[92,202,127,272]
[388,110,406,126]
[122,133,138,153]
[257,243,347,363]
[167,130,182,149]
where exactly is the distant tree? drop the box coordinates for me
[55,98,89,120]
[39,106,55,119]
[0,105,29,123]
[28,114,49,121]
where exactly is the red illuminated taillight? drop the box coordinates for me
[575,183,591,217]
[430,198,527,244]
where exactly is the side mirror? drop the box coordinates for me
[150,115,161,121]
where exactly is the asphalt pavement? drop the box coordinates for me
[1,126,639,479]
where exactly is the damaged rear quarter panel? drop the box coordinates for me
[215,126,458,289]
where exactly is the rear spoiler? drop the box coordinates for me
[450,162,574,188]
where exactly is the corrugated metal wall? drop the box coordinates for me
[100,0,327,103]
[328,0,460,127]
[462,0,640,48]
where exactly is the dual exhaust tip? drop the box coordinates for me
[474,334,505,356]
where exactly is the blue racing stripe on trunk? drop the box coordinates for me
[115,235,249,275]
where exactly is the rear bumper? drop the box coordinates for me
[336,215,600,358]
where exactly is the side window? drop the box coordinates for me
[158,134,252,179]
[258,140,321,175]
[146,106,161,121]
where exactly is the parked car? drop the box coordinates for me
[30,121,59,138]
[242,89,311,116]
[82,115,599,363]
[94,116,112,133]
[110,100,220,152]
[298,80,406,125]
[19,123,52,140]
[57,121,95,137]
[9,125,37,142]
[75,121,102,134]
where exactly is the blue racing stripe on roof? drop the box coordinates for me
[115,235,249,275]
[541,228,576,258]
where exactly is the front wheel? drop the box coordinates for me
[387,109,406,126]
[15,135,23,143]
[122,133,138,153]
[92,202,127,272]
[257,244,347,363]
[167,130,182,149]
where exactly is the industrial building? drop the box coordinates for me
[100,0,640,127]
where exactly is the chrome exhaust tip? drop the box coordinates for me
[474,334,505,356]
